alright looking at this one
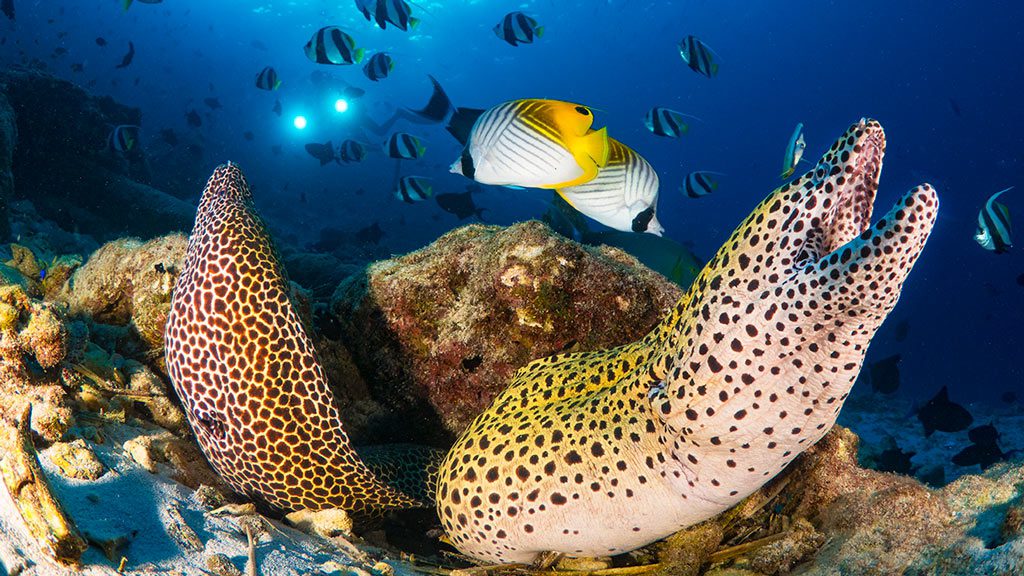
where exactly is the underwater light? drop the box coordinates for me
[334,98,349,113]
[293,115,308,129]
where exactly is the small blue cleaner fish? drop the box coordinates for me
[678,35,718,78]
[386,132,426,160]
[780,122,806,178]
[304,27,363,65]
[682,171,721,198]
[644,107,697,138]
[975,187,1013,253]
[494,12,543,47]
[363,52,394,82]
[255,66,281,90]
[108,125,140,153]
[396,176,432,203]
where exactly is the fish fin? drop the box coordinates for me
[447,107,486,145]
[410,75,454,124]
[710,62,719,76]
[476,208,487,221]
[581,126,610,168]
[123,0,132,10]
[409,17,421,30]
[535,26,545,38]
[555,190,578,209]
[354,48,365,64]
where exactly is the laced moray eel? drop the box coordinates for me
[436,119,939,563]
[165,163,436,518]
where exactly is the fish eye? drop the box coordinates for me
[574,106,590,116]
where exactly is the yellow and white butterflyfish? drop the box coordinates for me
[557,138,664,236]
[450,99,610,190]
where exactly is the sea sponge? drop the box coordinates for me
[0,285,73,441]
[63,234,186,359]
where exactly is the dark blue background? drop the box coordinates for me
[3,0,1022,405]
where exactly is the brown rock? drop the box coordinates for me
[47,439,106,480]
[331,221,681,441]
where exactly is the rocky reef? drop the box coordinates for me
[330,220,683,443]
[0,68,196,241]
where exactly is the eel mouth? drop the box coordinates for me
[813,118,885,255]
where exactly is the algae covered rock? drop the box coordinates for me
[63,234,186,358]
[330,221,682,441]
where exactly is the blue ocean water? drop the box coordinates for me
[2,0,1022,412]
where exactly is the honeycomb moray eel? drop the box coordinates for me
[437,119,939,563]
[165,162,439,518]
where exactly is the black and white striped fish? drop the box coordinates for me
[558,138,663,236]
[255,66,280,91]
[386,132,426,159]
[363,52,394,82]
[494,12,543,47]
[304,27,363,65]
[108,124,139,153]
[450,99,609,189]
[678,35,718,78]
[395,176,432,203]
[644,107,695,138]
[339,139,367,163]
[975,187,1013,253]
[682,171,720,198]
[355,0,419,31]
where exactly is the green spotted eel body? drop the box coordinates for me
[436,120,938,563]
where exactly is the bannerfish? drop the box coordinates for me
[186,109,202,127]
[355,0,419,32]
[304,26,363,65]
[449,99,610,189]
[115,41,135,69]
[95,37,107,47]
[204,97,222,110]
[781,122,806,178]
[437,119,938,562]
[436,186,486,220]
[869,354,901,394]
[974,186,1013,253]
[893,318,910,342]
[305,141,338,166]
[494,12,543,47]
[2,0,13,21]
[363,51,394,82]
[917,386,973,437]
[682,170,720,198]
[339,139,367,163]
[952,424,1006,470]
[108,125,139,154]
[386,132,426,160]
[255,66,281,90]
[243,131,255,141]
[644,107,696,138]
[396,176,432,203]
[355,221,385,245]
[678,35,718,78]
[159,128,178,147]
[558,138,664,236]
[272,99,282,117]
[123,0,162,9]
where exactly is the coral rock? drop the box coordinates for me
[46,439,106,480]
[63,234,186,360]
[331,221,681,441]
